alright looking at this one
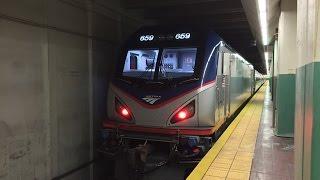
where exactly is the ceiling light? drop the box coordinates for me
[264,52,270,75]
[258,0,268,45]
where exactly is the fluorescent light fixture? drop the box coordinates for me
[258,0,268,45]
[264,52,270,75]
[258,0,269,74]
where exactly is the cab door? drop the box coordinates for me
[223,53,231,118]
[215,50,232,124]
[215,51,226,123]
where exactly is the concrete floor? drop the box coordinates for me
[250,87,294,180]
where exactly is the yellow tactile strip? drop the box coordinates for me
[188,84,266,180]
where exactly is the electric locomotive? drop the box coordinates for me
[102,26,263,158]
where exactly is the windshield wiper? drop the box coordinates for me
[138,59,156,79]
[178,78,199,85]
[159,59,174,80]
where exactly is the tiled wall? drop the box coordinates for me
[0,0,142,179]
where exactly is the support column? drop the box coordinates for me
[295,0,320,179]
[273,0,297,137]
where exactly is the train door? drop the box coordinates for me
[223,53,231,117]
[215,51,229,123]
[251,69,255,94]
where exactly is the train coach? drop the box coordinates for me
[102,26,264,158]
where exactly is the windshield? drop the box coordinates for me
[158,48,197,79]
[122,49,159,80]
[122,47,197,80]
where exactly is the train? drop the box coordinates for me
[102,26,264,159]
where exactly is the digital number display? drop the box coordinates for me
[175,33,191,40]
[139,33,191,42]
[140,35,154,41]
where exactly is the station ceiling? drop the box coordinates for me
[123,0,280,74]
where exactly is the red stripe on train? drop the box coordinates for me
[111,80,215,109]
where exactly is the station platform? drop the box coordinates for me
[187,83,294,180]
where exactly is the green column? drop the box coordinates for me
[306,62,320,180]
[274,74,295,137]
[295,62,320,180]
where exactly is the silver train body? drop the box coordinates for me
[103,27,264,153]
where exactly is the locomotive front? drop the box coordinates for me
[102,27,221,158]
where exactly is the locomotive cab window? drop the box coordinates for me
[122,49,159,80]
[159,48,197,79]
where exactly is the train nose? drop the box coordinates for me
[109,86,199,127]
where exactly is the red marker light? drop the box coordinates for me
[192,147,201,153]
[121,108,129,116]
[177,111,187,119]
[170,100,195,124]
[115,98,133,121]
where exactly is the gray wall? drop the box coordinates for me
[0,0,141,179]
